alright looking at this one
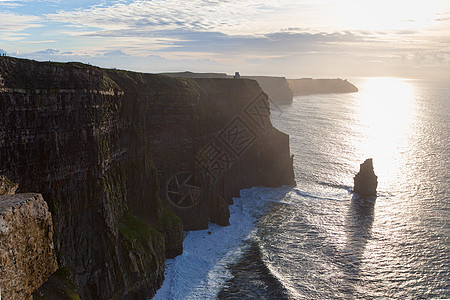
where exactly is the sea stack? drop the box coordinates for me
[354,158,378,197]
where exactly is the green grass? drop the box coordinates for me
[32,267,80,300]
[54,267,77,292]
[159,198,182,229]
[118,212,163,253]
[118,212,165,270]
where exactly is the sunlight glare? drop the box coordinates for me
[338,0,449,30]
[356,78,416,182]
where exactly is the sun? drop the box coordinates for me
[356,77,416,179]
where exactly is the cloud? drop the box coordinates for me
[26,49,78,61]
[103,50,128,56]
[410,50,450,65]
[0,12,42,32]
[22,40,56,44]
[19,48,225,74]
[0,0,61,9]
[35,48,61,55]
[147,30,367,56]
[46,0,288,35]
[12,32,450,80]
[1,0,448,79]
[0,1,22,8]
[0,12,42,41]
[395,30,419,35]
[434,11,450,22]
[78,27,367,57]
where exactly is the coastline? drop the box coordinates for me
[154,186,293,299]
[0,56,295,298]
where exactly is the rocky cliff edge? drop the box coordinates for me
[0,56,295,299]
[0,190,58,300]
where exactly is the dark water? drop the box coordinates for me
[218,78,449,299]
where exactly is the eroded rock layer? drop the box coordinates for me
[0,56,295,299]
[0,193,58,300]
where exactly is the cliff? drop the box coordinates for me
[0,192,58,300]
[288,78,358,95]
[160,71,229,78]
[161,72,294,104]
[243,76,293,104]
[0,56,295,299]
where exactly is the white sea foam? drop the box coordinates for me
[153,186,291,300]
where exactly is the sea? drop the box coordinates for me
[154,77,449,299]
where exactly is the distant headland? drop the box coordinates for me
[161,72,293,104]
[288,78,358,96]
[162,72,358,104]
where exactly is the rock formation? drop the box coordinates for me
[0,175,18,195]
[0,192,58,300]
[354,159,378,197]
[243,76,293,104]
[288,78,358,95]
[161,72,294,103]
[161,71,229,78]
[0,56,295,299]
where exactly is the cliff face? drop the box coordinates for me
[288,78,358,95]
[0,57,294,299]
[0,193,58,300]
[160,72,294,104]
[146,77,295,230]
[160,71,229,78]
[244,76,293,104]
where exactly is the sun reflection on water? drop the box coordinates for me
[268,78,448,299]
[355,77,417,187]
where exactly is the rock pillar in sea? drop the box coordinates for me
[353,158,378,197]
[0,177,58,300]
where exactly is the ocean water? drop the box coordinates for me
[154,78,449,299]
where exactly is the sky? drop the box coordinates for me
[1,0,449,78]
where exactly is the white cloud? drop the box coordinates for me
[1,0,449,78]
[103,50,128,56]
[47,0,290,35]
[0,12,42,32]
[22,40,56,44]
[35,48,61,55]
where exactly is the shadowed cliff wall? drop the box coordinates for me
[243,76,293,104]
[0,57,294,299]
